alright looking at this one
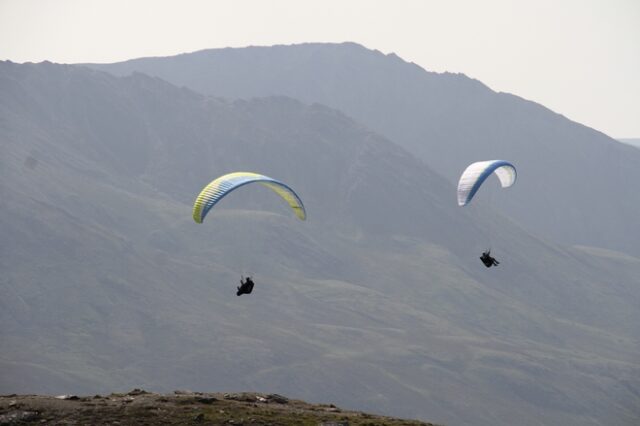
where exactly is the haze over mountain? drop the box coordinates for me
[87,42,640,256]
[1,60,639,426]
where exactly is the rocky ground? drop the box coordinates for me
[0,390,437,425]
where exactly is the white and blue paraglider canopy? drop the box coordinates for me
[457,160,517,206]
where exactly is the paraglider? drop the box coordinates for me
[237,276,255,296]
[192,172,306,295]
[457,160,516,267]
[480,250,500,268]
[192,171,306,224]
[457,160,516,207]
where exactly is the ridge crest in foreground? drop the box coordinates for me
[0,390,438,425]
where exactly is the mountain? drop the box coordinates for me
[1,61,639,426]
[87,42,640,256]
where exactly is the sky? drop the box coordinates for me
[1,0,638,137]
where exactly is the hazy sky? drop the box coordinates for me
[1,0,638,137]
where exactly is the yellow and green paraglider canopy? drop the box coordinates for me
[192,172,306,223]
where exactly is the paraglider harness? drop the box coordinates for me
[480,250,500,268]
[237,276,255,296]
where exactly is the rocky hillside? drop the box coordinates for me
[0,390,436,425]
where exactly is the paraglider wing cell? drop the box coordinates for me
[192,172,306,223]
[457,160,516,206]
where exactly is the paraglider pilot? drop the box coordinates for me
[237,276,255,296]
[480,251,500,268]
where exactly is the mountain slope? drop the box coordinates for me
[619,138,640,148]
[1,61,639,426]
[87,43,640,256]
